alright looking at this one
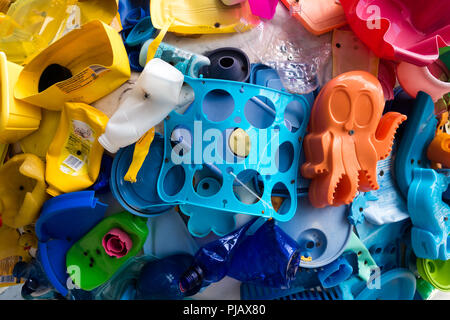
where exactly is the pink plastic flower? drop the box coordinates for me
[102,228,133,258]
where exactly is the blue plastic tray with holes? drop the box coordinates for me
[157,76,312,221]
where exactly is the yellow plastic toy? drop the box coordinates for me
[0,223,37,287]
[0,153,48,229]
[19,109,61,161]
[0,51,41,144]
[46,102,109,196]
[0,0,119,64]
[150,0,259,35]
[14,20,130,111]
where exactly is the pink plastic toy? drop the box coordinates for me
[248,0,278,20]
[340,0,450,66]
[377,59,397,101]
[102,228,133,258]
[397,61,450,102]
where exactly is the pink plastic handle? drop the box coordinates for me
[102,228,133,258]
[397,61,450,102]
[248,0,278,19]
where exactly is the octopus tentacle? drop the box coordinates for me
[353,138,380,191]
[371,112,407,160]
[301,131,332,179]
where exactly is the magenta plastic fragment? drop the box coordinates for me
[102,228,133,258]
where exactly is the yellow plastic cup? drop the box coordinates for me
[0,51,41,144]
[14,20,131,111]
[150,0,259,34]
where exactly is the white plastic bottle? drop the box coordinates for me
[98,58,185,153]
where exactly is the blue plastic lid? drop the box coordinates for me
[355,268,416,300]
[36,191,107,297]
[125,16,155,47]
[110,133,176,217]
[200,47,250,82]
[36,191,107,242]
[277,194,352,268]
[124,7,147,26]
[38,240,73,297]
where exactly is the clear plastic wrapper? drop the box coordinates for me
[236,5,332,94]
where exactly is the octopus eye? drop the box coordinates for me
[329,89,351,122]
[354,93,374,127]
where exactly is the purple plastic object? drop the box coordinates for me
[248,0,278,20]
[200,47,250,82]
[341,0,450,66]
[102,228,133,258]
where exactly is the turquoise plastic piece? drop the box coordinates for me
[125,17,155,47]
[351,141,409,225]
[180,176,237,237]
[394,91,449,260]
[395,91,437,198]
[348,191,377,225]
[158,77,311,221]
[355,219,412,272]
[408,168,450,260]
[139,40,210,77]
[143,208,199,257]
[355,269,416,300]
[93,255,155,300]
[317,256,353,289]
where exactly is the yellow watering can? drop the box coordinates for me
[0,51,41,144]
[14,20,130,111]
[0,153,48,229]
[0,0,118,64]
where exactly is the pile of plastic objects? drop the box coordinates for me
[0,0,449,301]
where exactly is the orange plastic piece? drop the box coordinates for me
[427,112,450,168]
[301,71,407,208]
[282,0,347,36]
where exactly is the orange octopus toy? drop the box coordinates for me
[301,71,407,208]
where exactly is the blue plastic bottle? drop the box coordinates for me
[136,254,197,299]
[180,218,301,292]
[179,219,256,293]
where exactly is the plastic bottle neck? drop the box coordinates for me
[179,264,204,293]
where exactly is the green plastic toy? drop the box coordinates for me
[416,278,435,300]
[417,258,450,292]
[66,211,149,291]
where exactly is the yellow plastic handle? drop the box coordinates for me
[124,17,174,183]
[124,127,156,183]
[146,17,174,64]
